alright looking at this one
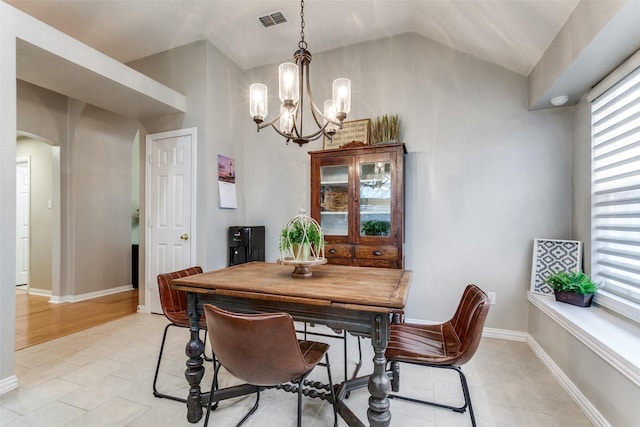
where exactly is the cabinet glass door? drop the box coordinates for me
[359,160,392,237]
[320,164,349,236]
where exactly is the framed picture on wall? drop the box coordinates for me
[323,119,371,150]
[530,238,583,295]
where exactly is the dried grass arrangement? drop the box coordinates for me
[370,114,402,144]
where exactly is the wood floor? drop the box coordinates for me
[15,288,139,350]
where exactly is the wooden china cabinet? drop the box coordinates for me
[309,142,406,269]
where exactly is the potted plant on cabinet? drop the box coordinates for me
[362,220,390,236]
[545,271,600,307]
[370,114,402,144]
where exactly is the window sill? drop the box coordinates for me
[594,289,640,324]
[528,292,640,387]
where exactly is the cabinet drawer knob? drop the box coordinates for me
[373,250,382,256]
[329,248,337,254]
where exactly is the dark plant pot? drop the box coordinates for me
[554,290,594,307]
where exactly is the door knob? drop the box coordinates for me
[180,233,189,241]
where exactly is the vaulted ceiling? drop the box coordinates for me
[6,0,580,76]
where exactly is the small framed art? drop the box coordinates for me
[530,238,583,295]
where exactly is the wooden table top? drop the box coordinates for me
[172,262,412,313]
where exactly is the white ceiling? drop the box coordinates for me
[5,0,580,76]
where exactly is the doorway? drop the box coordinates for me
[145,128,197,314]
[15,157,30,289]
[15,137,59,298]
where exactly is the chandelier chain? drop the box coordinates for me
[249,0,350,146]
[299,0,307,50]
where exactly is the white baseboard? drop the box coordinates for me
[405,318,528,343]
[49,284,134,304]
[482,327,528,342]
[0,375,18,395]
[527,335,611,427]
[25,288,51,297]
[136,305,145,313]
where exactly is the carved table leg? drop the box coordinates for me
[390,360,400,392]
[185,293,205,423]
[367,313,391,427]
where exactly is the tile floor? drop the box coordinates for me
[1,313,592,426]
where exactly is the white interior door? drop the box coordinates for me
[146,128,197,314]
[16,158,30,287]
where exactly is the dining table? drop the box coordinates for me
[171,261,412,427]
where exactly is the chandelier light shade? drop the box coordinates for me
[332,78,351,120]
[249,83,268,121]
[249,0,351,147]
[278,62,299,104]
[323,100,338,134]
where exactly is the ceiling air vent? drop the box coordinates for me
[257,10,288,29]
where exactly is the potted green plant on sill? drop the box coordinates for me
[279,210,324,261]
[545,271,600,307]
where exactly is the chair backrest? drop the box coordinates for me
[448,284,490,365]
[156,266,203,324]
[203,304,313,386]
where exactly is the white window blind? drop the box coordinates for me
[591,65,640,317]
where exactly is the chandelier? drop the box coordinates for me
[249,0,351,147]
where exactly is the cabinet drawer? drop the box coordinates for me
[355,245,398,260]
[353,258,398,269]
[324,244,353,258]
[326,257,353,266]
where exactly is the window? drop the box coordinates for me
[591,66,640,323]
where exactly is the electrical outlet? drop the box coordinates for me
[487,292,496,305]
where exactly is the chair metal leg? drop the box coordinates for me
[154,322,213,402]
[296,371,311,427]
[297,378,304,427]
[300,323,362,383]
[324,353,338,427]
[388,363,476,427]
[203,359,226,427]
[352,335,363,379]
[458,366,477,427]
[153,323,187,403]
[237,390,260,427]
[343,331,348,383]
[202,331,213,362]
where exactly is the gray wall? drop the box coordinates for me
[16,81,138,299]
[528,0,624,108]
[66,104,138,295]
[244,33,573,330]
[16,80,68,144]
[127,40,247,300]
[572,96,592,271]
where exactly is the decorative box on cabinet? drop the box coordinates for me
[310,142,406,269]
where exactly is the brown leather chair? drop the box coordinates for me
[203,304,337,427]
[153,266,210,402]
[385,284,490,427]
